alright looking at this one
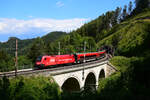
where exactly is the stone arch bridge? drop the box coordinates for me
[34,59,117,92]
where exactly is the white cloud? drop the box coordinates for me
[56,1,64,8]
[28,16,34,18]
[0,18,88,35]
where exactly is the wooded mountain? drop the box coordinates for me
[42,31,66,43]
[0,31,66,55]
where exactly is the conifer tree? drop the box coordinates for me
[112,7,122,25]
[128,1,133,15]
[122,5,128,20]
[135,0,150,13]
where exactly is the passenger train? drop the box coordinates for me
[35,50,106,69]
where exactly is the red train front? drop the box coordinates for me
[35,54,75,68]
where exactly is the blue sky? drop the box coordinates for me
[0,0,133,42]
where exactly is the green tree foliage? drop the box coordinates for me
[98,10,150,56]
[73,11,115,42]
[0,76,11,100]
[112,7,122,25]
[45,33,97,55]
[42,31,67,43]
[97,55,150,100]
[0,37,35,56]
[82,37,97,52]
[0,50,32,71]
[122,5,128,20]
[0,50,14,72]
[96,10,150,99]
[128,1,133,15]
[70,32,82,46]
[27,37,46,63]
[135,0,150,13]
[17,56,32,69]
[45,34,71,55]
[0,31,66,56]
[0,76,61,100]
[18,56,31,66]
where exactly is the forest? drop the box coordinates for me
[0,0,150,99]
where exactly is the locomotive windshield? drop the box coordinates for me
[36,56,42,61]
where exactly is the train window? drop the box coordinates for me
[36,56,42,61]
[44,58,47,60]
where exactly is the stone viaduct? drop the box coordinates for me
[36,60,117,92]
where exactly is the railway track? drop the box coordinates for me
[0,56,109,78]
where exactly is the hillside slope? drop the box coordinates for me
[97,10,150,57]
[96,10,150,100]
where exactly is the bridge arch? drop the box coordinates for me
[84,72,96,91]
[61,77,80,92]
[98,69,105,81]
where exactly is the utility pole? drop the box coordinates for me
[15,39,18,77]
[84,41,86,62]
[82,41,86,80]
[58,42,60,55]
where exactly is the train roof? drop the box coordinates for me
[38,50,105,57]
[75,50,105,55]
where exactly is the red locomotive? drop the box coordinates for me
[35,50,106,69]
